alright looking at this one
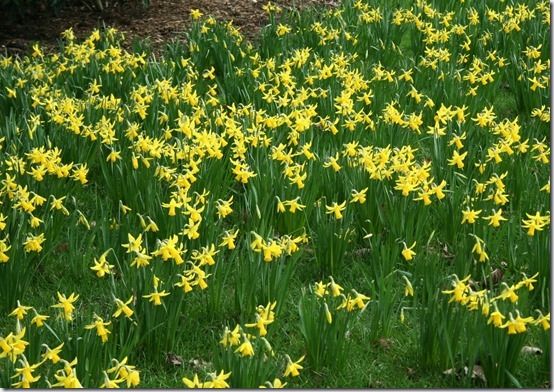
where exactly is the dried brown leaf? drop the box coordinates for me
[188,358,211,371]
[376,337,393,350]
[165,352,183,367]
[471,365,487,383]
[443,366,486,383]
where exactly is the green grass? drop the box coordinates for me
[1,237,549,388]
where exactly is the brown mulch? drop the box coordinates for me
[0,0,331,56]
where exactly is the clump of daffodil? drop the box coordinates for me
[0,3,550,387]
[84,314,112,343]
[105,357,141,387]
[244,302,276,337]
[11,355,42,388]
[215,307,278,387]
[299,279,369,371]
[401,241,417,261]
[443,272,549,336]
[183,370,231,388]
[0,327,29,363]
[142,275,170,306]
[283,354,305,377]
[51,292,79,321]
[90,249,115,278]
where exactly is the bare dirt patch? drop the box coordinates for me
[0,0,332,56]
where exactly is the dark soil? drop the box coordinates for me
[0,0,332,56]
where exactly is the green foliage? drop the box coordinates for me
[0,0,550,388]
